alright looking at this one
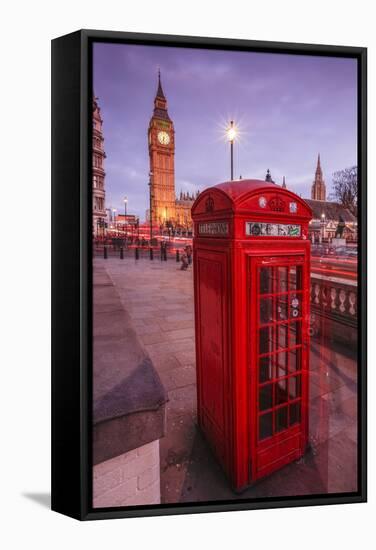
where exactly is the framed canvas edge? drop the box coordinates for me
[51,29,367,521]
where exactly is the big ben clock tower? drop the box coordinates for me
[148,71,176,224]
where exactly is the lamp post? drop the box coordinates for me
[320,213,326,244]
[112,208,117,239]
[123,196,128,241]
[226,120,237,180]
[148,171,153,244]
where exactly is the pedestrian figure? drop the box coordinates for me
[186,244,192,265]
[180,251,189,271]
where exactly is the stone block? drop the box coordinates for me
[138,465,159,490]
[93,477,138,508]
[93,440,161,507]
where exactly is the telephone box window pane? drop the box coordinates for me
[260,297,274,324]
[276,351,288,377]
[259,326,273,354]
[259,356,273,383]
[278,266,288,292]
[276,296,288,321]
[289,374,302,399]
[289,266,302,290]
[260,267,273,294]
[290,293,301,319]
[289,402,301,426]
[289,348,302,373]
[259,413,273,440]
[289,321,302,347]
[275,378,288,405]
[296,266,303,290]
[259,384,273,411]
[275,406,288,433]
[275,324,288,350]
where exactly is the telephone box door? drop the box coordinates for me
[250,255,309,480]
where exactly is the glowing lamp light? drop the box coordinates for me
[227,120,237,142]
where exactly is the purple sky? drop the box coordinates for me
[93,43,357,220]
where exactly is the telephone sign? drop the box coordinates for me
[246,222,301,237]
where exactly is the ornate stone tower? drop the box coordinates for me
[311,154,326,201]
[92,96,106,235]
[148,72,176,224]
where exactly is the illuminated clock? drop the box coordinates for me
[157,131,170,145]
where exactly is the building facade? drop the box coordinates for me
[93,96,106,235]
[305,198,357,242]
[148,73,196,230]
[175,191,200,228]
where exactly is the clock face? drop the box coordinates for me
[157,131,170,145]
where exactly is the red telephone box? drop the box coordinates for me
[192,179,312,491]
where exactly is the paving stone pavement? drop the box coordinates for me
[95,256,358,503]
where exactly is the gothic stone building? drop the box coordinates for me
[305,155,357,242]
[267,156,357,242]
[148,73,197,229]
[92,96,106,235]
[269,155,358,242]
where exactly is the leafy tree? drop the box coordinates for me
[330,166,358,216]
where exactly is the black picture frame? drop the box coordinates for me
[51,29,367,520]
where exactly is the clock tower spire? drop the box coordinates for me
[148,71,176,224]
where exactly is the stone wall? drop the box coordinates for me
[93,441,160,508]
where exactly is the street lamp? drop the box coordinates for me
[320,213,326,244]
[226,120,237,180]
[123,197,128,240]
[112,208,117,237]
[136,216,140,241]
[148,171,153,244]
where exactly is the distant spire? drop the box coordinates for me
[311,153,326,201]
[315,153,322,177]
[282,176,286,189]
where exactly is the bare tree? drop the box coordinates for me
[330,166,358,216]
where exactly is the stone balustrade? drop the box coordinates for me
[309,274,357,347]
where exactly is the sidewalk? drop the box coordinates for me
[95,256,358,502]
